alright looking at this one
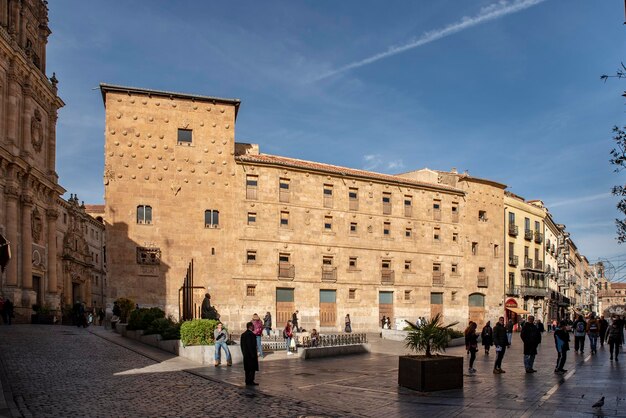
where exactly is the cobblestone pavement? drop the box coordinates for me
[2,325,626,417]
[0,325,351,418]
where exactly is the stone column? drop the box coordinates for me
[47,111,57,175]
[21,192,33,289]
[6,68,20,149]
[4,185,19,286]
[46,208,58,294]
[20,83,31,161]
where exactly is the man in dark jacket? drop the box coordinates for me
[599,315,609,347]
[240,321,259,386]
[520,315,542,373]
[554,320,570,373]
[493,316,508,374]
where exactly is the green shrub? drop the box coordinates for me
[144,317,173,335]
[127,307,165,331]
[115,297,135,323]
[448,329,464,339]
[161,321,182,341]
[180,319,220,346]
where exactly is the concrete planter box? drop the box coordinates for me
[125,330,144,340]
[140,333,162,348]
[398,355,463,392]
[115,323,127,336]
[300,344,370,359]
[158,339,180,355]
[178,343,244,365]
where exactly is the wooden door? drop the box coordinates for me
[379,291,394,326]
[320,289,337,327]
[430,292,443,322]
[276,288,295,327]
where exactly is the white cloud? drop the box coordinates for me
[547,192,612,208]
[312,0,548,82]
[362,154,404,172]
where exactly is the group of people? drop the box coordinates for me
[465,313,625,376]
[0,297,14,325]
[380,315,392,329]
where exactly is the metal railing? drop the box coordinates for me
[509,255,519,267]
[524,229,533,240]
[506,286,520,296]
[509,224,518,236]
[381,269,395,285]
[278,263,295,279]
[321,266,337,282]
[534,231,543,244]
[432,272,445,286]
[534,259,543,270]
[302,333,368,348]
[520,286,548,297]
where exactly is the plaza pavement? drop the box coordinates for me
[0,325,625,417]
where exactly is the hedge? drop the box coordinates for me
[180,319,221,346]
[127,307,165,331]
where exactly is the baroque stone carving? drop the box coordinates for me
[31,109,44,152]
[31,207,43,243]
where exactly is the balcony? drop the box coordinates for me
[508,255,519,267]
[381,269,395,285]
[432,272,445,286]
[508,224,519,237]
[477,274,489,288]
[534,259,543,270]
[520,286,548,297]
[524,229,533,241]
[506,286,520,296]
[321,266,337,283]
[524,258,534,269]
[534,231,543,244]
[278,263,295,280]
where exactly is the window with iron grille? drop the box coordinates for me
[137,205,152,224]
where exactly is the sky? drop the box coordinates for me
[47,1,625,266]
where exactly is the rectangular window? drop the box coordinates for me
[382,259,391,270]
[349,257,358,269]
[349,188,359,211]
[246,285,256,297]
[382,192,392,215]
[433,199,441,220]
[279,178,290,203]
[404,196,412,217]
[279,253,290,263]
[246,175,258,200]
[535,221,540,232]
[246,250,257,263]
[280,211,289,227]
[452,233,458,242]
[383,222,391,236]
[479,210,487,222]
[137,205,152,224]
[451,263,458,275]
[472,242,478,255]
[322,256,333,266]
[494,244,499,257]
[177,128,192,145]
[247,212,257,225]
[323,184,333,208]
[430,292,443,304]
[433,227,441,241]
[350,222,357,234]
[451,203,459,222]
[405,228,412,238]
[204,209,219,228]
[324,216,333,231]
[404,260,411,271]
[404,290,411,301]
[349,289,356,300]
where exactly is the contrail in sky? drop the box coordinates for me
[313,0,548,82]
[548,193,612,208]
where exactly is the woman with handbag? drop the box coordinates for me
[283,320,294,355]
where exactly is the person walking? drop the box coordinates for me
[481,321,494,355]
[493,317,508,374]
[240,322,259,385]
[344,314,352,333]
[506,319,514,346]
[263,311,272,337]
[381,315,387,329]
[465,321,479,373]
[573,315,587,354]
[251,313,264,358]
[283,320,294,355]
[213,322,232,367]
[553,319,570,373]
[587,313,600,354]
[608,317,622,361]
[2,298,13,325]
[520,315,541,373]
[599,315,609,348]
[292,310,299,332]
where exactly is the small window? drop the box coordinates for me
[404,196,412,217]
[472,242,478,255]
[280,211,289,227]
[247,212,257,225]
[479,210,487,222]
[452,264,458,274]
[63,213,67,224]
[433,227,441,241]
[246,175,258,200]
[279,253,290,263]
[383,222,391,236]
[349,257,358,269]
[323,256,333,265]
[204,210,219,228]
[323,184,333,208]
[137,205,152,224]
[404,260,411,271]
[349,188,359,210]
[177,128,192,144]
[279,178,290,203]
[350,222,357,233]
[433,263,441,272]
[452,233,458,242]
[404,290,411,301]
[494,244,499,257]
[382,260,391,270]
[324,216,333,231]
[246,285,256,297]
[405,228,412,238]
[382,192,392,215]
[433,200,441,210]
[246,251,257,263]
[349,288,356,299]
[430,292,443,304]
[479,267,486,274]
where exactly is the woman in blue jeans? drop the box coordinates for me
[284,320,294,355]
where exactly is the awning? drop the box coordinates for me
[506,307,530,314]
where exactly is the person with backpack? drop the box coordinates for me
[608,316,622,361]
[283,320,294,355]
[573,315,587,354]
[586,313,600,354]
[553,320,570,373]
[251,313,264,358]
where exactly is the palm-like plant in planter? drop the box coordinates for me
[399,314,463,392]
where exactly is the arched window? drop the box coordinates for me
[468,293,485,307]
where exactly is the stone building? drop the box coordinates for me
[0,0,64,320]
[101,83,510,331]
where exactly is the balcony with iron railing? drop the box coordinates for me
[524,229,533,241]
[508,224,519,237]
[524,258,534,269]
[278,263,295,280]
[508,255,519,267]
[381,269,395,285]
[520,286,548,297]
[321,266,337,283]
[432,272,445,286]
[477,274,489,288]
[534,231,543,244]
[506,286,521,296]
[534,259,543,270]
